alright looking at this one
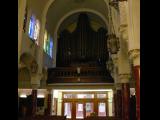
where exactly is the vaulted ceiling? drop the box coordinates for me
[26,0,110,38]
[46,0,109,36]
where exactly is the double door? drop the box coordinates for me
[63,99,108,120]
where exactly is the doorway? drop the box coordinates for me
[62,92,108,120]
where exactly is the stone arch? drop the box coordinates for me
[54,8,109,39]
[41,0,110,65]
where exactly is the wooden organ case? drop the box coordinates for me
[47,13,114,84]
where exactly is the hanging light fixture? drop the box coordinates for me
[107,0,120,54]
[107,34,120,54]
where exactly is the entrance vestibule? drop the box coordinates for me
[52,90,113,120]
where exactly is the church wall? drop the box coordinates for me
[20,0,55,69]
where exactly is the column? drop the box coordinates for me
[36,16,47,74]
[46,89,52,115]
[18,0,27,63]
[134,65,140,120]
[116,83,122,119]
[127,0,140,119]
[111,54,119,117]
[31,89,37,116]
[119,74,130,120]
[129,50,140,120]
[113,90,117,117]
[127,0,140,51]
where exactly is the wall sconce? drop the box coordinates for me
[107,34,120,54]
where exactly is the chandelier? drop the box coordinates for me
[107,0,120,54]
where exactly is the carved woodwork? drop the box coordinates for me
[47,66,113,83]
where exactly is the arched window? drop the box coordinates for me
[43,30,48,52]
[28,14,40,45]
[46,34,50,55]
[49,38,53,58]
[34,20,40,44]
[43,30,54,58]
[28,15,35,39]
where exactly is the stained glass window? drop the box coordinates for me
[28,15,35,39]
[49,38,53,58]
[43,30,54,58]
[28,14,40,45]
[43,30,48,52]
[34,20,40,44]
[47,34,50,55]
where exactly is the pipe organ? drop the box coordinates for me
[57,13,109,67]
[47,13,113,84]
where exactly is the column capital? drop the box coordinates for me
[119,73,130,83]
[31,74,42,89]
[128,49,140,66]
[128,49,140,59]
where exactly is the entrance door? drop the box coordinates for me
[63,102,72,120]
[98,102,107,116]
[62,92,108,120]
[63,101,95,120]
[85,102,94,117]
[76,102,84,120]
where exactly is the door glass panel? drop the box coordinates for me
[98,102,106,116]
[64,103,72,119]
[85,103,94,117]
[64,94,73,98]
[97,94,107,98]
[76,94,94,98]
[76,103,84,119]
